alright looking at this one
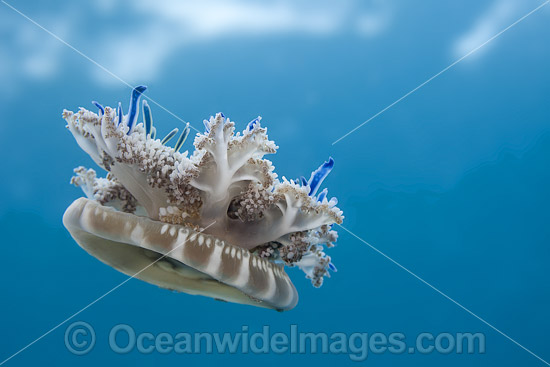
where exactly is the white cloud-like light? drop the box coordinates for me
[0,11,66,97]
[1,0,393,89]
[93,0,392,84]
[451,0,547,60]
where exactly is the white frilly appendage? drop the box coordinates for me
[64,86,344,287]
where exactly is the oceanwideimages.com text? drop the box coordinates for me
[65,322,486,361]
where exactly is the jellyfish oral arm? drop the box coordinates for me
[109,163,169,220]
[190,114,277,221]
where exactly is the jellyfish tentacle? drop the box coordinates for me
[142,100,153,137]
[174,123,190,152]
[161,128,179,145]
[92,101,104,116]
[307,157,334,197]
[126,85,146,133]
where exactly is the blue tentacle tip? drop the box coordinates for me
[142,100,153,136]
[247,117,261,131]
[126,85,147,133]
[117,102,123,126]
[92,101,104,115]
[307,157,334,197]
[317,188,328,202]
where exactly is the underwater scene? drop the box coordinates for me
[0,0,549,366]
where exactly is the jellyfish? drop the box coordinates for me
[62,86,343,311]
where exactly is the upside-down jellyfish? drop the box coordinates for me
[62,86,343,311]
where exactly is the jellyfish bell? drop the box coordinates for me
[63,198,298,310]
[63,86,343,311]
